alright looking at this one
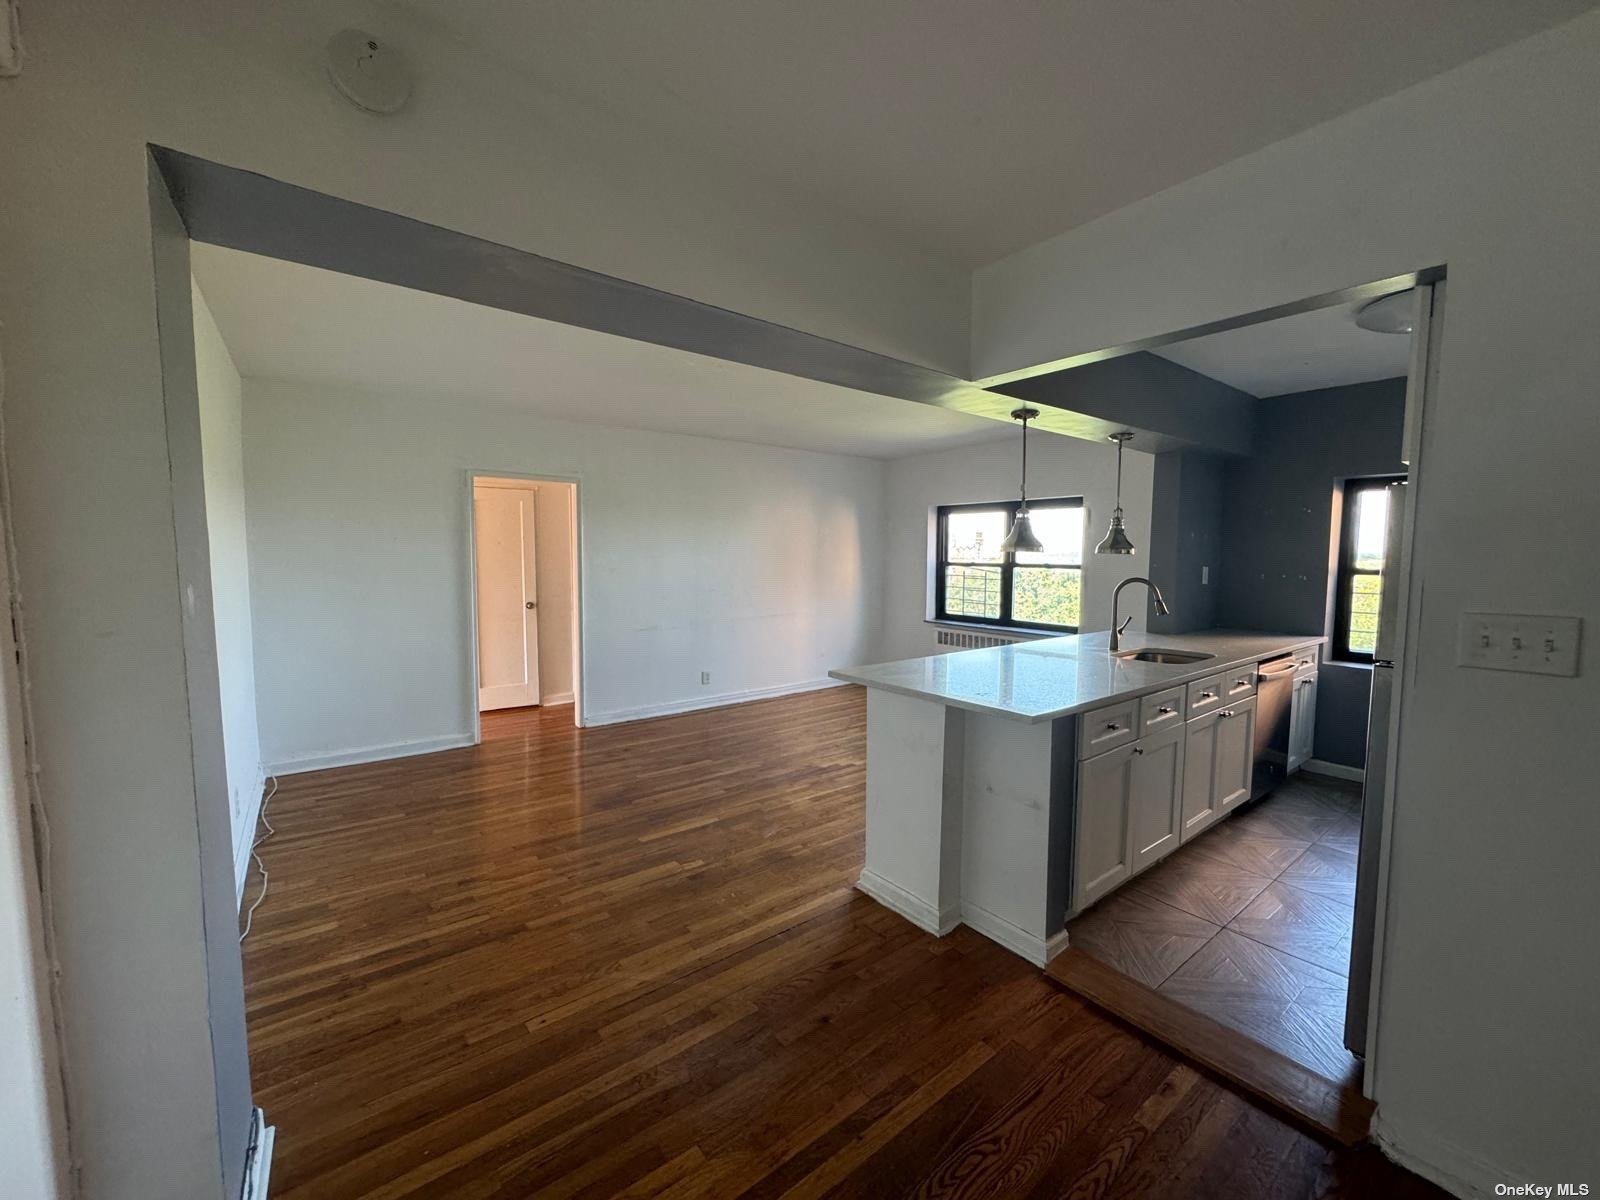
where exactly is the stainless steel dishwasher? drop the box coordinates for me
[1251,655,1297,800]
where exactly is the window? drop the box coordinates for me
[935,499,1085,632]
[1333,476,1405,661]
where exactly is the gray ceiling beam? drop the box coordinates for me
[151,146,1259,455]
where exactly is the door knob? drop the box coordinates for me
[525,601,537,610]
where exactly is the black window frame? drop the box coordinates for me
[934,497,1085,633]
[1332,475,1406,663]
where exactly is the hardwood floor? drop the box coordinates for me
[241,688,1442,1198]
[1066,774,1364,1082]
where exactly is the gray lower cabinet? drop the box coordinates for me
[1073,742,1134,911]
[1287,671,1318,774]
[1128,722,1185,873]
[1180,695,1258,842]
[1073,722,1186,912]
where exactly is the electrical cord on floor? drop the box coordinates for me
[239,776,279,943]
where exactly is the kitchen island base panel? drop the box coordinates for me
[861,689,1070,964]
[862,689,965,930]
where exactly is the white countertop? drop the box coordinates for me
[829,630,1325,724]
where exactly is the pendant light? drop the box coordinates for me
[1095,431,1137,556]
[999,407,1045,555]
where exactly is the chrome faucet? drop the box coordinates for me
[1110,577,1170,652]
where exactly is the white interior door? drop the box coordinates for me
[474,485,540,711]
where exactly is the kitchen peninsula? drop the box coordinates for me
[829,629,1325,965]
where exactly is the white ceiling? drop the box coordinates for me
[189,244,1012,459]
[398,0,1595,266]
[1153,297,1411,398]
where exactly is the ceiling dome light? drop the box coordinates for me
[1354,290,1415,335]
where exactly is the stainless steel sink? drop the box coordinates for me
[1114,648,1216,665]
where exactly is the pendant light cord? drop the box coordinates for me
[1018,415,1029,505]
[1113,433,1123,511]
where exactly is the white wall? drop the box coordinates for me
[192,280,264,894]
[244,379,884,769]
[0,363,68,1200]
[974,13,1600,1191]
[882,435,1155,661]
[0,2,965,1189]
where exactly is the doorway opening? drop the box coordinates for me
[1044,276,1440,1141]
[469,474,582,730]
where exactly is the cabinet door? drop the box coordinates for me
[1288,673,1318,773]
[1074,744,1134,910]
[1215,696,1257,813]
[1129,724,1185,874]
[1180,710,1222,843]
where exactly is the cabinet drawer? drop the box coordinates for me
[1079,698,1139,759]
[1185,672,1227,718]
[1293,645,1320,676]
[1223,663,1258,701]
[1138,686,1185,737]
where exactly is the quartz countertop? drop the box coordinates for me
[829,630,1325,724]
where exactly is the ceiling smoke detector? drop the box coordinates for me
[326,28,411,115]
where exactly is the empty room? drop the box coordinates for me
[2,4,1596,1199]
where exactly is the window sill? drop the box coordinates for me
[925,619,1067,641]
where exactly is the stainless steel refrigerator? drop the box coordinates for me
[1344,478,1408,1056]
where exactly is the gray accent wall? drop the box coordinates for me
[1213,377,1407,768]
[1147,450,1225,636]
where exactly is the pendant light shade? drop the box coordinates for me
[999,507,1043,554]
[1001,407,1045,554]
[1095,431,1137,556]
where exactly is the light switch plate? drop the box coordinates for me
[1458,612,1582,676]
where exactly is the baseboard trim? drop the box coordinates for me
[1304,758,1365,783]
[541,691,575,706]
[959,902,1066,967]
[856,870,960,936]
[586,677,845,727]
[266,733,477,776]
[1370,1109,1522,1200]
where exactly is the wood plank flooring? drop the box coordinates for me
[241,687,1443,1198]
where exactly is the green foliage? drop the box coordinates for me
[1012,568,1080,628]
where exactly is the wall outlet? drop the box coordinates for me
[700,671,711,686]
[1201,565,1210,586]
[1457,612,1582,676]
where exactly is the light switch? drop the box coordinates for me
[1458,612,1582,677]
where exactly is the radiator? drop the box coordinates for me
[936,629,1022,650]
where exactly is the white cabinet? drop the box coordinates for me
[1073,743,1134,910]
[1180,708,1221,842]
[1074,722,1186,911]
[1214,696,1257,814]
[1179,695,1258,842]
[1128,723,1185,873]
[1287,671,1318,774]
